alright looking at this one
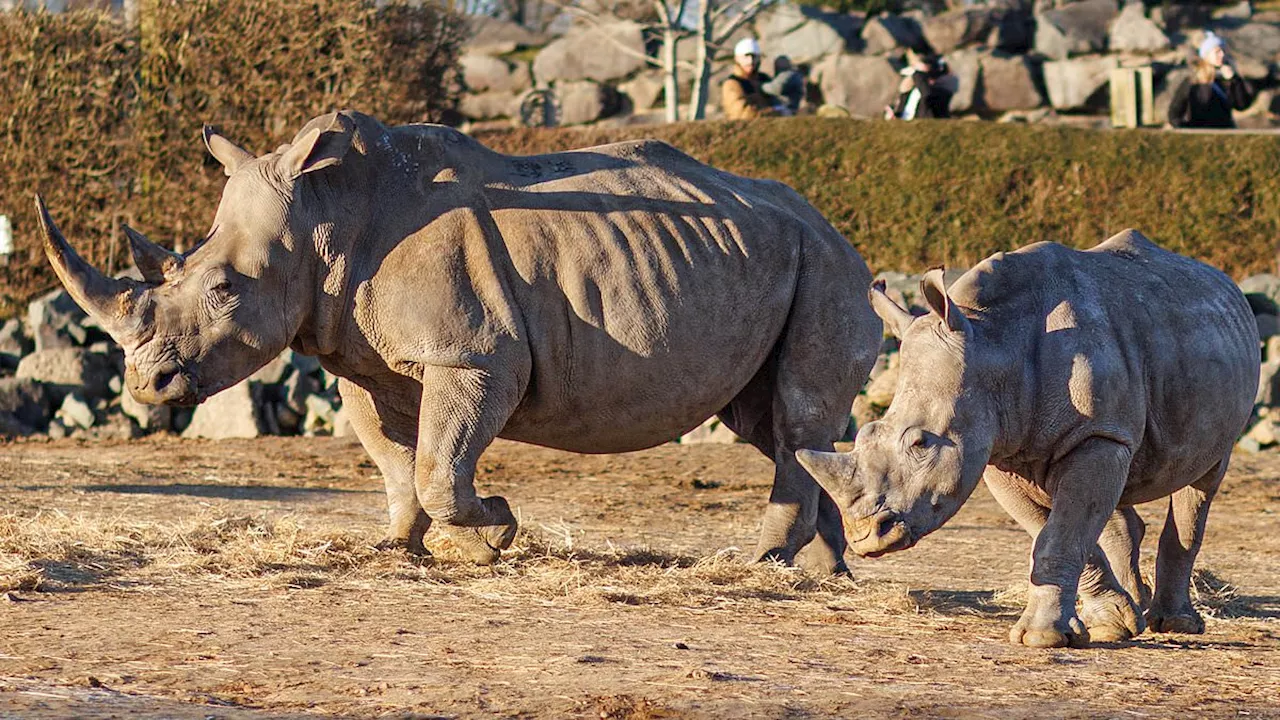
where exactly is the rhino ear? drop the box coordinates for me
[279,114,355,179]
[795,449,855,504]
[203,125,255,177]
[869,279,916,339]
[921,267,969,334]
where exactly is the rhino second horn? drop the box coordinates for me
[34,194,140,339]
[123,223,183,284]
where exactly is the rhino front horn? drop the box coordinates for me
[35,194,141,341]
[795,448,855,499]
[123,223,183,284]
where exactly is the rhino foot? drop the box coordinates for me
[1080,592,1145,643]
[444,495,518,565]
[374,537,431,557]
[1010,609,1090,649]
[1146,607,1205,634]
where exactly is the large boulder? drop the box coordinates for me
[860,14,922,55]
[978,52,1044,111]
[533,21,647,83]
[0,377,51,435]
[1215,22,1280,67]
[619,71,665,111]
[26,289,89,352]
[1034,0,1120,60]
[120,387,171,434]
[946,47,983,113]
[1108,3,1171,54]
[923,8,995,54]
[988,7,1035,53]
[459,91,522,121]
[679,417,740,444]
[182,380,264,440]
[460,54,532,94]
[1042,54,1119,110]
[815,54,900,118]
[0,318,29,365]
[757,4,860,62]
[556,80,620,125]
[464,17,549,56]
[15,347,115,400]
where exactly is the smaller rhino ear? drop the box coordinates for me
[795,449,855,503]
[203,125,255,177]
[279,114,355,179]
[920,267,970,334]
[869,279,915,339]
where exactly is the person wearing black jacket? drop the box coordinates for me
[884,49,955,120]
[1168,31,1255,128]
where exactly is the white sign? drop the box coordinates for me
[0,215,11,256]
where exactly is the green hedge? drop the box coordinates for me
[476,119,1280,282]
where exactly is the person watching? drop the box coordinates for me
[763,55,806,115]
[884,49,955,120]
[1168,31,1256,129]
[721,38,786,120]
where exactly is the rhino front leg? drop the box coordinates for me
[985,467,1144,643]
[414,365,522,566]
[339,379,431,555]
[1008,439,1130,649]
[1147,454,1228,635]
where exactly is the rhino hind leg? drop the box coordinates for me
[340,379,433,556]
[413,365,522,566]
[1147,454,1228,635]
[984,461,1142,646]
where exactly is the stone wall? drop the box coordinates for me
[458,0,1280,128]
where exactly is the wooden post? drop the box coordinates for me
[1110,66,1155,128]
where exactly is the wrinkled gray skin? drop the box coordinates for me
[798,231,1258,647]
[38,109,882,574]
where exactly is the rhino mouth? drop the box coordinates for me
[846,513,915,558]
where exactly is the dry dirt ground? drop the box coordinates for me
[0,436,1276,719]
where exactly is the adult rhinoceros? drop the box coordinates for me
[37,110,881,573]
[798,231,1258,647]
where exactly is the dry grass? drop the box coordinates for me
[0,510,923,621]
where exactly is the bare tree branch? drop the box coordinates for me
[712,0,774,45]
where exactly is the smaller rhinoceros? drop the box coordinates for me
[797,231,1259,648]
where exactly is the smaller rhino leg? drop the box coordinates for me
[339,378,432,556]
[1147,456,1227,635]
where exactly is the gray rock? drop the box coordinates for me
[1256,313,1279,341]
[1213,0,1254,22]
[15,348,115,399]
[27,289,89,352]
[946,47,983,113]
[1259,359,1280,405]
[182,380,264,439]
[0,377,51,433]
[56,392,95,430]
[924,9,995,53]
[289,352,322,376]
[556,80,620,125]
[978,52,1045,111]
[460,91,521,121]
[461,53,532,94]
[815,53,900,118]
[864,365,899,408]
[860,15,922,55]
[758,4,860,62]
[464,16,548,56]
[0,318,30,359]
[120,386,171,433]
[1108,3,1171,53]
[1034,0,1120,60]
[988,7,1035,53]
[619,71,665,111]
[1216,22,1280,66]
[1043,54,1119,110]
[1154,4,1210,35]
[533,21,647,83]
[304,394,339,436]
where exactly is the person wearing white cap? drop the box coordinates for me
[1167,31,1255,128]
[721,37,786,120]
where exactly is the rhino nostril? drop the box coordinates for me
[153,368,180,394]
[876,514,898,539]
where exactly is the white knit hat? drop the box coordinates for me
[1199,31,1224,60]
[734,37,761,58]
